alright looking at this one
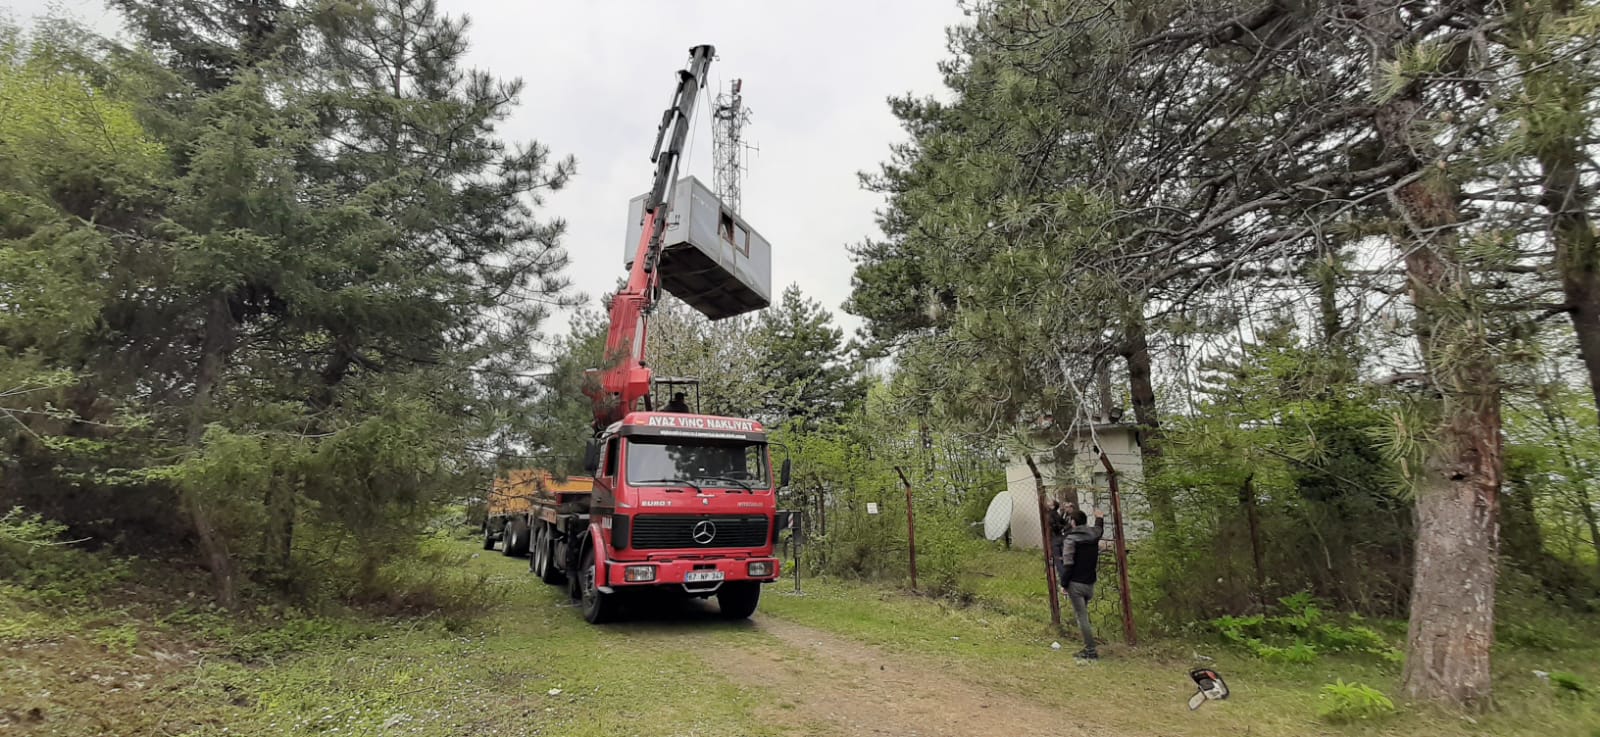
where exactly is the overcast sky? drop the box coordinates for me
[13,0,966,342]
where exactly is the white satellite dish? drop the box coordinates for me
[982,491,1012,541]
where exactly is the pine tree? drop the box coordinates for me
[754,285,865,426]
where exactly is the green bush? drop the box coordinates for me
[1550,672,1590,697]
[1212,593,1401,664]
[0,506,127,604]
[913,511,984,599]
[1317,679,1396,723]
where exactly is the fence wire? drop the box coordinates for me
[779,458,1145,649]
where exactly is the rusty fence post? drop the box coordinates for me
[1095,446,1138,646]
[894,466,918,592]
[1023,455,1064,634]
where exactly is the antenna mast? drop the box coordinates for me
[712,79,754,214]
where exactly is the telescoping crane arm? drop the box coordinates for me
[582,44,714,431]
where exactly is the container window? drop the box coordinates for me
[732,222,751,257]
[719,212,735,244]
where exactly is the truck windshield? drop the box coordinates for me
[626,439,769,489]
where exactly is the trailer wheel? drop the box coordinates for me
[498,519,516,557]
[717,582,761,620]
[578,548,616,624]
[534,524,566,586]
[503,520,529,558]
[528,525,541,574]
[481,524,495,551]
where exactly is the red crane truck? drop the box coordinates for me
[521,44,791,624]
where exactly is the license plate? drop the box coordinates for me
[684,570,724,583]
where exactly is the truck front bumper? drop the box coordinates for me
[605,557,781,589]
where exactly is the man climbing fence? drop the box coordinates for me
[1061,507,1106,660]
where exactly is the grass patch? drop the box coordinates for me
[764,560,1600,737]
[1,537,786,736]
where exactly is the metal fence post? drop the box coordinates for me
[1095,446,1138,646]
[1023,455,1064,634]
[894,466,918,592]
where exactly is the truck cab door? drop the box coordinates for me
[593,436,621,509]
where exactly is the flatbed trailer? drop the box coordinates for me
[483,469,594,557]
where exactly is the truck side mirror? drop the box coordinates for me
[582,439,601,474]
[779,458,791,488]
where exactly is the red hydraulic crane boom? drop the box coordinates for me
[582,45,715,431]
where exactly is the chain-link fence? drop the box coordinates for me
[777,446,1145,650]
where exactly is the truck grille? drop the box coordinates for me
[630,515,769,550]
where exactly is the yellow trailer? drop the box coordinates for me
[484,469,593,556]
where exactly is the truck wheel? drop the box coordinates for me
[717,582,761,620]
[579,548,616,624]
[503,522,528,558]
[535,525,566,586]
[481,525,495,550]
[528,525,543,574]
[498,520,516,557]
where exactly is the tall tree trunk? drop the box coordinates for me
[1506,0,1600,576]
[185,295,239,610]
[1240,473,1265,597]
[1538,127,1600,481]
[1095,355,1114,420]
[1364,3,1501,704]
[1051,442,1079,507]
[1121,317,1174,533]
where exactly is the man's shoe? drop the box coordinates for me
[1073,649,1099,660]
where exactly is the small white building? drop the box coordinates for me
[1001,414,1150,549]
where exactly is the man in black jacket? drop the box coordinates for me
[1061,506,1105,659]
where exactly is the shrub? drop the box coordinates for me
[1550,672,1589,697]
[1212,593,1401,664]
[0,506,127,604]
[1317,679,1396,723]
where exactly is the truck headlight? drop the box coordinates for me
[623,565,656,582]
[747,561,772,577]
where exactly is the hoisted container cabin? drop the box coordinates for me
[624,176,772,321]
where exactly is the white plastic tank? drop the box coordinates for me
[624,176,772,320]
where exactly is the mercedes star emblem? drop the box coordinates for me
[691,519,717,545]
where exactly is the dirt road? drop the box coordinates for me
[707,616,1104,737]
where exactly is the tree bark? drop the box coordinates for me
[1539,132,1600,503]
[1121,318,1174,533]
[1051,442,1079,507]
[185,295,239,610]
[1240,473,1265,596]
[1362,3,1501,704]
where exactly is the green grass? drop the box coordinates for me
[0,544,789,737]
[766,548,1600,737]
[5,538,1598,737]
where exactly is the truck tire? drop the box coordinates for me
[481,525,495,550]
[533,524,566,586]
[717,582,761,620]
[578,548,617,624]
[528,524,543,574]
[503,520,528,558]
[497,518,515,557]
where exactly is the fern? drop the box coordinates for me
[1318,680,1397,723]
